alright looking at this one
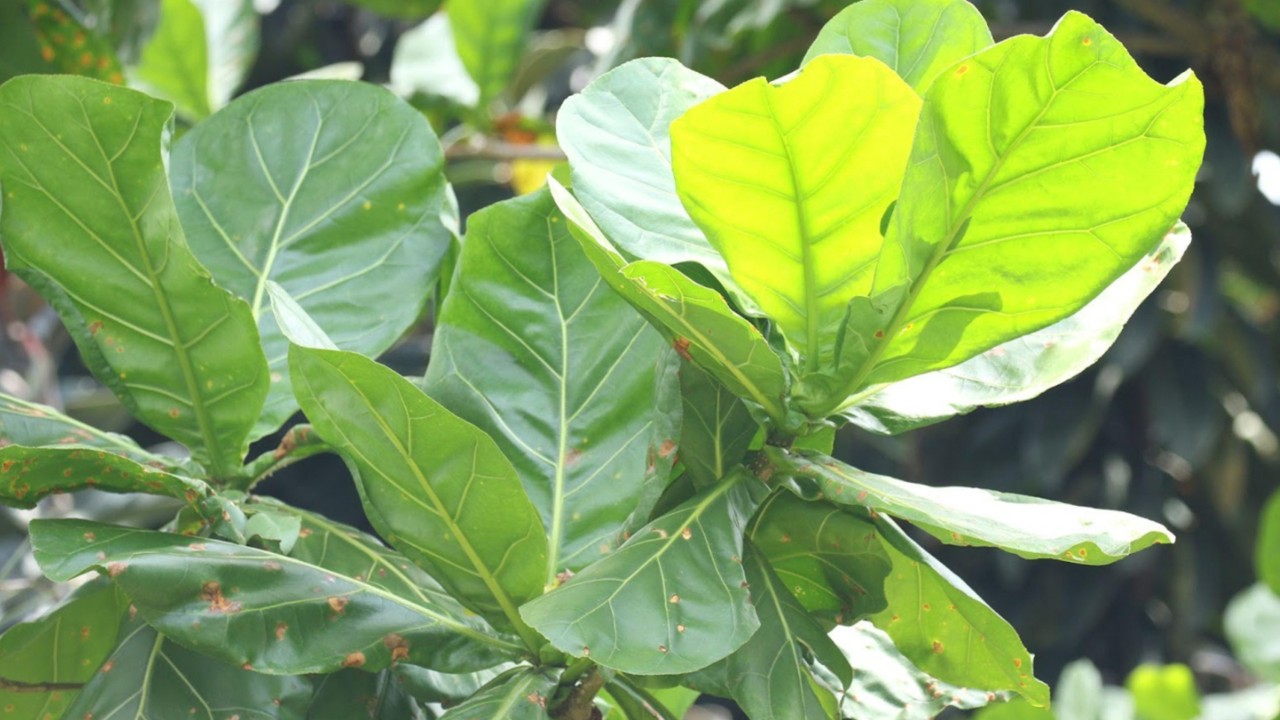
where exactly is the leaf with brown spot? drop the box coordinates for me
[436,667,558,720]
[0,445,208,509]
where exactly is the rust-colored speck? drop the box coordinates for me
[100,660,114,674]
[201,582,242,614]
[106,562,127,578]
[1013,658,1023,668]
[680,528,692,540]
[932,641,944,654]
[956,65,970,77]
[673,337,693,361]
[669,593,680,604]
[658,439,677,458]
[327,596,349,614]
[342,651,366,668]
[384,633,410,663]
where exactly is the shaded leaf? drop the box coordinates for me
[678,364,758,489]
[551,178,789,424]
[66,616,312,720]
[0,581,125,719]
[871,515,1049,706]
[841,224,1191,433]
[24,1,125,83]
[0,444,207,509]
[0,392,167,465]
[748,490,890,625]
[770,448,1173,564]
[439,666,558,719]
[0,75,270,478]
[171,80,451,438]
[307,668,426,720]
[395,663,514,707]
[449,0,547,105]
[802,0,993,91]
[424,187,677,578]
[671,54,920,370]
[31,519,521,674]
[521,469,764,675]
[290,346,546,641]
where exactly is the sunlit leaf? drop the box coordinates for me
[1259,490,1280,596]
[307,668,427,720]
[1126,664,1200,720]
[449,0,547,105]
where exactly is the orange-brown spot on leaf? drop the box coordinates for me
[677,623,686,633]
[658,644,668,653]
[932,640,945,654]
[563,448,583,466]
[107,562,127,578]
[956,64,970,76]
[669,593,680,604]
[263,561,282,572]
[201,581,242,614]
[342,651,365,668]
[526,692,547,708]
[83,531,96,541]
[384,633,410,662]
[327,596,349,614]
[275,622,287,641]
[658,439,677,458]
[680,528,692,540]
[298,528,313,538]
[673,337,693,361]
[88,321,103,336]
[188,544,206,551]
[1013,658,1023,668]
[100,660,114,674]
[1082,36,1093,46]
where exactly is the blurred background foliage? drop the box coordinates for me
[1,0,1279,718]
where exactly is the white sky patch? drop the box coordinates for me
[1253,150,1280,205]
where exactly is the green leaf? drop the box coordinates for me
[347,0,443,19]
[0,581,125,719]
[1056,659,1104,720]
[193,0,258,109]
[1225,584,1280,683]
[550,179,790,425]
[66,616,313,720]
[0,76,270,478]
[130,0,212,119]
[972,699,1056,720]
[841,223,1191,433]
[826,621,999,719]
[171,80,451,439]
[558,58,726,272]
[267,281,338,351]
[31,519,520,674]
[395,662,514,707]
[748,490,890,625]
[823,12,1205,410]
[871,515,1048,706]
[438,666,558,719]
[424,187,677,579]
[678,364,758,489]
[307,668,427,720]
[290,346,547,643]
[687,542,848,720]
[520,469,764,675]
[770,448,1173,564]
[0,392,166,465]
[1259,490,1280,596]
[1126,664,1201,720]
[390,13,479,109]
[802,0,993,91]
[0,445,207,508]
[449,0,547,105]
[670,54,920,371]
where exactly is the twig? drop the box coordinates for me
[444,138,566,162]
[553,667,608,720]
[0,676,84,693]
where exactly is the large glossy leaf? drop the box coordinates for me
[802,0,993,91]
[687,542,849,720]
[872,516,1049,706]
[66,617,313,720]
[748,490,890,625]
[0,392,165,465]
[670,54,920,369]
[31,519,521,674]
[770,448,1173,564]
[551,179,789,424]
[0,445,207,508]
[1259,490,1280,596]
[841,224,1191,433]
[307,668,427,720]
[290,346,547,642]
[1225,584,1280,683]
[826,621,998,719]
[0,581,125,720]
[172,80,451,438]
[449,0,547,105]
[130,0,211,119]
[678,364,758,489]
[424,187,677,578]
[558,58,725,270]
[819,12,1205,412]
[0,76,269,477]
[520,469,764,675]
[438,666,559,719]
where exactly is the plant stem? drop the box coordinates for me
[235,424,331,491]
[0,676,84,692]
[553,666,608,720]
[605,675,682,720]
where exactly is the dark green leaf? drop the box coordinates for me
[1259,490,1280,596]
[449,0,547,105]
[395,663,514,707]
[171,80,451,438]
[802,0,993,91]
[307,668,426,720]
[31,519,521,674]
[0,75,270,478]
[687,542,848,720]
[748,491,890,625]
[0,581,125,719]
[438,666,558,719]
[0,392,167,465]
[872,516,1048,706]
[770,448,1173,564]
[0,445,207,508]
[424,187,677,578]
[66,616,313,720]
[678,364,758,489]
[290,346,547,642]
[520,470,764,675]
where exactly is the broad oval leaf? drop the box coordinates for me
[671,54,920,369]
[0,581,125,720]
[449,0,546,105]
[770,448,1173,564]
[439,666,559,719]
[872,515,1049,706]
[551,179,790,425]
[307,668,427,720]
[131,0,212,119]
[0,445,207,508]
[171,80,451,438]
[802,0,993,92]
[679,364,759,489]
[841,224,1191,433]
[748,490,890,625]
[824,12,1205,410]
[559,58,725,271]
[290,346,547,641]
[0,75,270,478]
[31,519,521,674]
[0,392,167,465]
[66,616,313,720]
[520,470,764,675]
[424,187,677,578]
